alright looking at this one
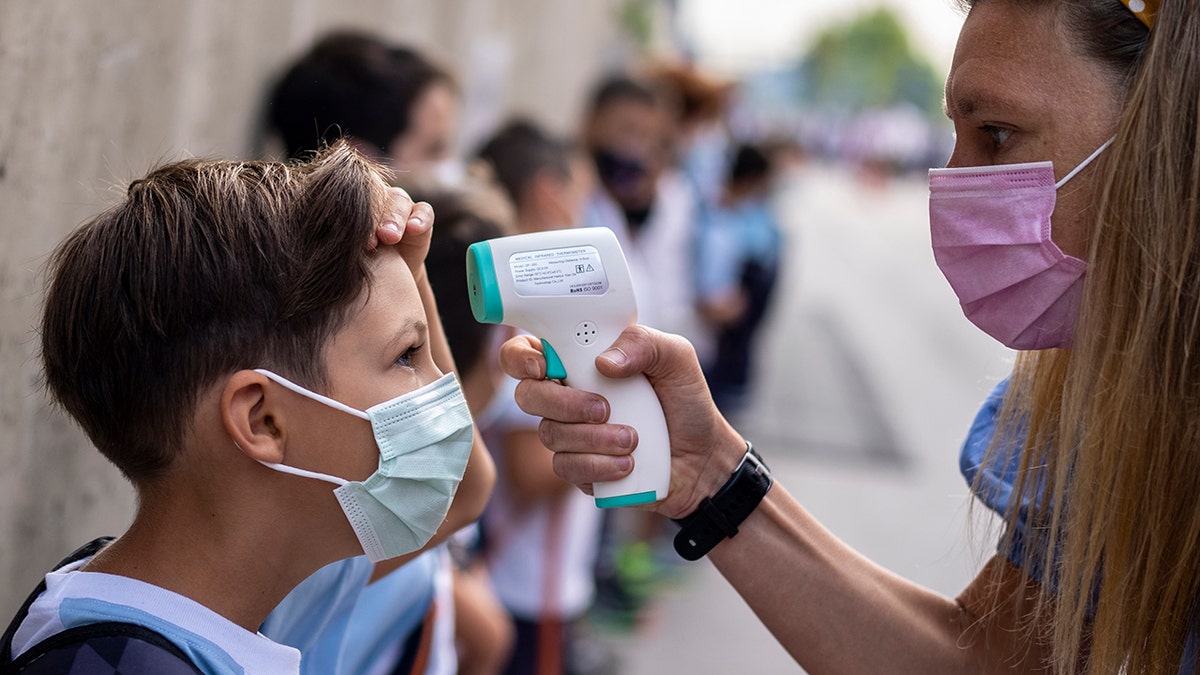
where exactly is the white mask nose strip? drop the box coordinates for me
[1055,137,1115,189]
[254,369,370,420]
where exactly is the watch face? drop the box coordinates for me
[672,443,771,561]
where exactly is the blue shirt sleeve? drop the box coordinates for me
[260,557,373,674]
[959,377,1043,582]
[261,551,437,675]
[694,208,744,301]
[337,550,436,675]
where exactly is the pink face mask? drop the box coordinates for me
[928,139,1112,350]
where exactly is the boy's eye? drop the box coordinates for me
[394,343,424,368]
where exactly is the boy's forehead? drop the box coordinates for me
[319,254,422,382]
[367,252,423,317]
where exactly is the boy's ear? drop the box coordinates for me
[221,370,287,464]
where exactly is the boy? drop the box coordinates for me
[2,142,493,673]
[476,121,608,674]
[266,33,496,675]
[580,75,711,365]
[695,143,783,415]
[476,119,592,235]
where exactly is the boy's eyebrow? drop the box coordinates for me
[385,320,429,353]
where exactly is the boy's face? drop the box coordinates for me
[586,98,669,209]
[524,153,594,233]
[388,82,459,167]
[283,249,440,484]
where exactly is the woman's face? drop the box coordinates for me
[944,0,1123,258]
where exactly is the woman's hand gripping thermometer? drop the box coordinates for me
[466,227,670,508]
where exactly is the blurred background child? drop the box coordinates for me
[265,31,511,675]
[476,120,612,675]
[695,144,784,416]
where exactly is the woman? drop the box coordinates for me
[498,0,1200,672]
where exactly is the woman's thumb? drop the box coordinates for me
[595,325,697,382]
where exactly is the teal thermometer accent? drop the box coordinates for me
[466,227,670,508]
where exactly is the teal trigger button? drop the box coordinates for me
[540,339,568,380]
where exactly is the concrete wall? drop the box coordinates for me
[0,0,625,619]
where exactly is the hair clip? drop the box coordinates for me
[1119,0,1159,28]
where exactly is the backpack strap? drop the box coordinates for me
[2,538,114,665]
[1,538,200,674]
[5,621,202,674]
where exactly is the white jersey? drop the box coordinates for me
[583,171,712,364]
[478,376,603,620]
[14,556,301,674]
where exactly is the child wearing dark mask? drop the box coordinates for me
[1,142,494,674]
[579,75,709,633]
[581,75,711,365]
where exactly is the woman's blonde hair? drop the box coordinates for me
[981,0,1200,672]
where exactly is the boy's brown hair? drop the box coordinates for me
[40,141,391,481]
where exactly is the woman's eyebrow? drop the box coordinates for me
[944,84,1024,121]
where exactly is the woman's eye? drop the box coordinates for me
[394,344,424,368]
[981,125,1013,147]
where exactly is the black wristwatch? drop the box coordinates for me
[672,441,772,561]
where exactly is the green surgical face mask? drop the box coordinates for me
[254,370,474,562]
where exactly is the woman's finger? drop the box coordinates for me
[537,419,636,456]
[514,378,609,424]
[552,451,633,485]
[499,334,546,380]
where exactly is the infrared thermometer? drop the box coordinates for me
[466,227,670,508]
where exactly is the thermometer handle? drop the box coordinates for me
[552,349,670,507]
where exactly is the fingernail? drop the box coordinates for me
[406,215,425,229]
[616,427,633,448]
[525,358,541,379]
[589,399,607,423]
[614,455,633,472]
[382,220,401,234]
[599,348,627,368]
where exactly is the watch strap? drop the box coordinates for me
[672,442,772,561]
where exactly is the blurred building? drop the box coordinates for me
[0,0,630,619]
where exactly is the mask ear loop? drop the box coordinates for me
[259,460,350,487]
[253,369,370,420]
[1055,137,1115,189]
[249,369,368,486]
[234,440,351,487]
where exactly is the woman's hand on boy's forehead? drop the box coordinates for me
[370,187,435,277]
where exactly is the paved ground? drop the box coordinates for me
[598,164,1016,674]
